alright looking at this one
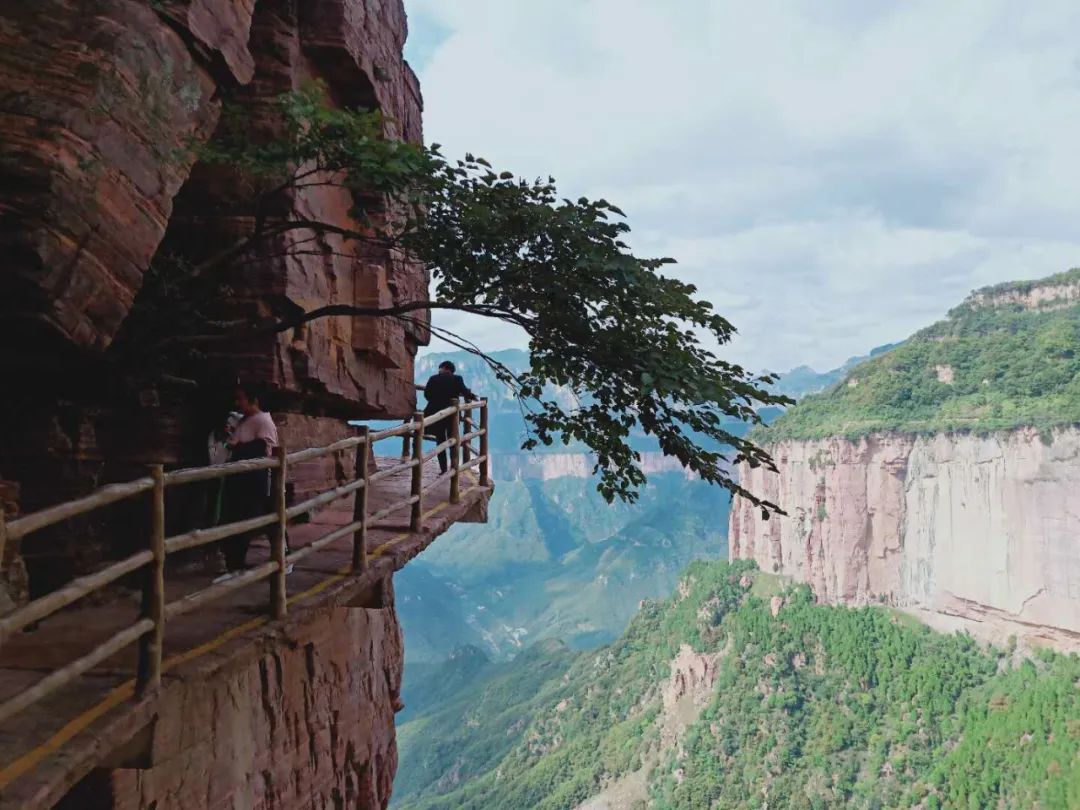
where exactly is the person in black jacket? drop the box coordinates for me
[422,361,475,473]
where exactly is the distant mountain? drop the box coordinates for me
[417,348,779,455]
[766,342,899,400]
[762,267,1080,441]
[393,561,1080,810]
[398,472,730,663]
[400,348,772,664]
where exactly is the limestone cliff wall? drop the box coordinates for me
[730,427,1080,650]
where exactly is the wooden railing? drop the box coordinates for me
[0,398,489,725]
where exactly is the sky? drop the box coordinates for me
[403,1,1080,373]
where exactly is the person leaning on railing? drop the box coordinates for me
[214,382,291,582]
[419,361,476,473]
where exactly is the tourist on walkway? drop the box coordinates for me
[421,361,475,473]
[215,383,281,582]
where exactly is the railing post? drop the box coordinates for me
[449,399,462,504]
[0,507,7,579]
[410,412,424,532]
[401,417,411,458]
[352,427,370,571]
[270,446,288,620]
[137,464,165,696]
[479,399,490,487]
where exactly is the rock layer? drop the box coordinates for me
[0,0,225,350]
[110,597,404,810]
[730,427,1080,651]
[0,0,427,601]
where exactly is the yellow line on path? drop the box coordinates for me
[0,490,471,791]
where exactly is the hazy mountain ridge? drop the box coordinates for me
[398,473,731,663]
[766,342,899,399]
[401,349,746,666]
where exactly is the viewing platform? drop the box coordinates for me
[0,402,492,809]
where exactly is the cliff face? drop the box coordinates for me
[0,0,426,600]
[0,0,423,376]
[0,1,224,352]
[969,278,1080,312]
[81,592,406,810]
[730,427,1080,650]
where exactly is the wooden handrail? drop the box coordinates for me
[165,562,279,621]
[285,477,366,520]
[0,550,154,644]
[410,411,424,532]
[285,435,363,465]
[367,495,421,527]
[0,619,155,726]
[270,448,288,621]
[479,403,490,486]
[0,397,491,725]
[449,400,462,504]
[164,456,279,487]
[421,472,454,497]
[367,458,419,485]
[352,426,370,571]
[165,513,279,554]
[460,455,489,474]
[423,437,458,463]
[6,478,155,542]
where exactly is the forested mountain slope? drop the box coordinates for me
[761,268,1080,441]
[394,561,1080,810]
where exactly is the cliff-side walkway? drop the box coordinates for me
[0,456,491,809]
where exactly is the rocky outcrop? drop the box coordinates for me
[0,0,427,597]
[574,644,720,810]
[166,0,427,419]
[108,596,404,810]
[0,0,423,371]
[730,427,1080,651]
[660,644,721,744]
[0,0,225,351]
[969,279,1080,312]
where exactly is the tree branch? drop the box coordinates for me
[163,300,534,348]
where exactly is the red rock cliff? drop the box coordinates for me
[730,429,1080,652]
[0,0,427,600]
[0,5,451,808]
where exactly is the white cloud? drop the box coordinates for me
[406,0,1080,371]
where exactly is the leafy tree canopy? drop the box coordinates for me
[123,83,788,507]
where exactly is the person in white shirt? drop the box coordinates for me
[215,383,282,581]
